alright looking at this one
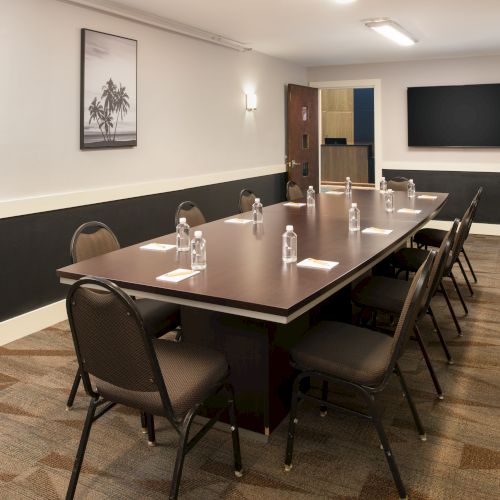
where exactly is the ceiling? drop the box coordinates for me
[93,0,500,66]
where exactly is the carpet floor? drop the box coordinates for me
[0,235,499,499]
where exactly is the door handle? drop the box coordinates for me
[287,160,300,169]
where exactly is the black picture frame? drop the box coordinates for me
[80,28,137,150]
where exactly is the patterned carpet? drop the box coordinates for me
[0,235,499,499]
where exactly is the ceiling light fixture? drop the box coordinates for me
[335,0,357,4]
[364,19,417,47]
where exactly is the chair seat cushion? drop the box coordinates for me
[413,228,446,248]
[135,299,180,338]
[290,321,394,387]
[351,276,409,314]
[392,248,429,273]
[96,340,228,420]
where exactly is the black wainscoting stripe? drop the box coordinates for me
[382,169,498,224]
[0,173,286,322]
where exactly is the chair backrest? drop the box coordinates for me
[239,189,256,213]
[381,251,435,387]
[463,187,483,241]
[66,277,175,421]
[445,198,477,274]
[418,219,459,318]
[387,177,409,192]
[70,221,120,264]
[286,181,304,201]
[175,201,206,227]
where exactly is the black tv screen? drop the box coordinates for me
[408,83,500,147]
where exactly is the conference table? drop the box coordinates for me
[57,189,448,438]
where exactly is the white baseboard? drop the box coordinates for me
[425,220,500,236]
[0,300,67,347]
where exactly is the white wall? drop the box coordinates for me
[308,55,500,172]
[0,0,306,212]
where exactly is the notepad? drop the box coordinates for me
[362,227,393,235]
[325,190,344,196]
[156,268,200,283]
[297,258,339,270]
[397,208,422,214]
[224,218,253,224]
[417,195,437,200]
[140,243,176,252]
[283,202,306,207]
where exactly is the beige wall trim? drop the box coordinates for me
[1,164,286,220]
[0,300,67,347]
[382,161,500,174]
[425,220,500,236]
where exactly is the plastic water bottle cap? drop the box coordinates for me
[194,230,202,238]
[255,198,260,203]
[387,189,393,193]
[309,186,313,189]
[381,177,385,180]
[286,225,293,232]
[409,179,414,183]
[352,203,357,208]
[346,177,350,180]
[179,217,186,224]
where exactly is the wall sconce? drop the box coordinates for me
[246,93,257,111]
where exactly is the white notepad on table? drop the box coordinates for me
[297,258,339,270]
[362,227,393,235]
[417,195,437,200]
[156,268,200,283]
[397,208,422,214]
[224,218,253,224]
[283,202,306,207]
[140,243,176,252]
[325,190,344,196]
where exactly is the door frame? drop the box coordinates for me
[309,79,382,188]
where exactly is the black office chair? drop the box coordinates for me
[175,201,206,227]
[387,176,409,192]
[352,221,459,399]
[286,180,304,201]
[393,195,477,329]
[284,253,434,500]
[238,188,256,213]
[414,187,483,290]
[66,222,181,418]
[65,277,242,500]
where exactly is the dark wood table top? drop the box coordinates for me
[57,190,448,323]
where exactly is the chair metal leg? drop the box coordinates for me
[66,397,98,500]
[462,249,477,283]
[320,380,328,417]
[414,325,444,400]
[169,411,196,500]
[440,282,462,335]
[146,414,156,446]
[66,369,81,410]
[457,258,474,296]
[140,412,147,433]
[226,384,243,476]
[284,377,301,471]
[394,364,426,441]
[450,271,468,315]
[428,306,453,364]
[365,392,408,500]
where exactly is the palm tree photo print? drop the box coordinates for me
[81,29,137,149]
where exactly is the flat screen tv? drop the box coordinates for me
[407,83,500,147]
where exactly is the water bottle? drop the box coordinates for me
[385,189,395,213]
[407,178,416,198]
[176,217,190,252]
[191,230,207,270]
[252,198,263,224]
[379,176,387,192]
[345,177,352,196]
[349,203,360,232]
[306,185,315,207]
[282,225,297,263]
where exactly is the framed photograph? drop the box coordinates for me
[80,29,137,149]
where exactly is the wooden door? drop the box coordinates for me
[286,84,319,192]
